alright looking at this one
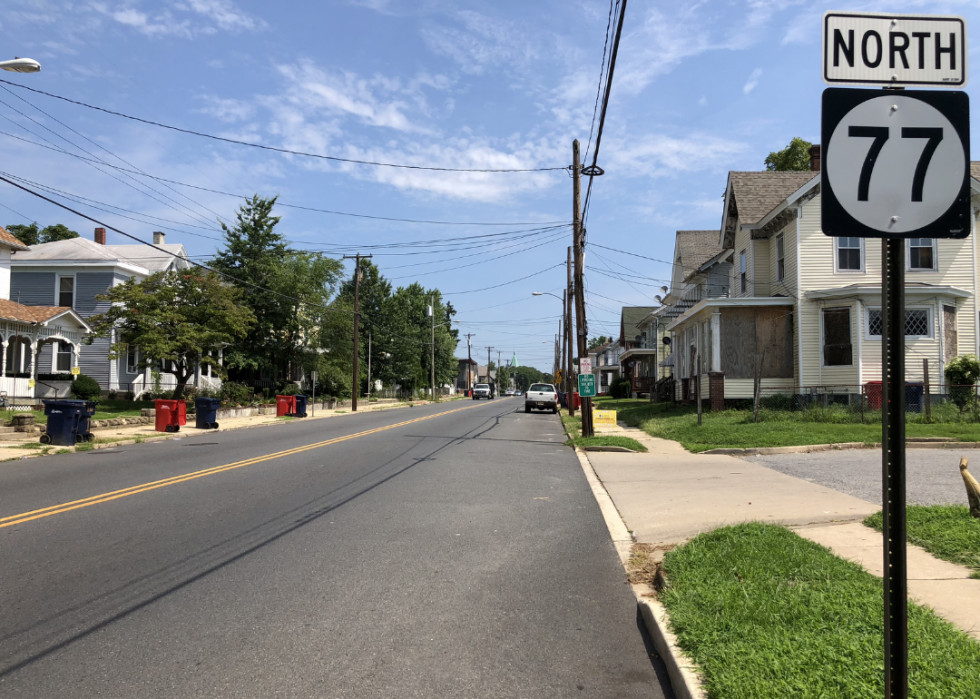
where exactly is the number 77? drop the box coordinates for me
[848,126,943,202]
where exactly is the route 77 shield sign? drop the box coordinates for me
[821,87,970,239]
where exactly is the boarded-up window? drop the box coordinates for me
[823,308,852,366]
[944,305,957,363]
[719,307,793,379]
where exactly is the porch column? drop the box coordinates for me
[0,337,6,378]
[108,329,119,392]
[711,311,722,373]
[195,354,202,387]
[71,343,80,373]
[29,341,39,381]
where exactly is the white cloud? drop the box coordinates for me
[421,10,544,75]
[743,68,762,94]
[607,132,751,178]
[176,0,265,32]
[93,0,264,38]
[197,96,255,122]
[698,96,707,106]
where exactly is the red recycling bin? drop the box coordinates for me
[572,391,581,409]
[177,400,187,426]
[276,395,296,417]
[154,399,181,432]
[865,381,883,409]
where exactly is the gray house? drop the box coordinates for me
[11,228,193,395]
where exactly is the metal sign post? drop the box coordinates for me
[821,14,969,698]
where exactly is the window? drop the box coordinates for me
[775,234,785,281]
[127,345,139,374]
[836,237,863,271]
[58,277,74,307]
[823,308,852,366]
[739,251,747,294]
[908,238,936,270]
[56,341,72,372]
[866,308,932,339]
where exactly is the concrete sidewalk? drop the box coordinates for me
[585,421,980,641]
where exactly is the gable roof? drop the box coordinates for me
[0,226,31,251]
[589,340,615,356]
[0,299,90,330]
[12,237,190,273]
[675,230,721,279]
[729,171,818,224]
[620,306,658,343]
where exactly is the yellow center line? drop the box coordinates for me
[0,402,488,530]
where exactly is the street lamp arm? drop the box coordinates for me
[0,58,41,73]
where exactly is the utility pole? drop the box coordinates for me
[566,246,575,417]
[465,333,475,393]
[496,350,501,395]
[572,140,592,436]
[560,289,567,391]
[430,296,436,401]
[486,347,494,396]
[367,332,372,401]
[342,253,372,412]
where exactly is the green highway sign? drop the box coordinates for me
[577,373,596,398]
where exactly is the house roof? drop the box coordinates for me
[675,230,721,279]
[589,340,615,355]
[620,306,658,343]
[0,226,30,251]
[12,237,189,272]
[728,171,819,224]
[0,299,89,329]
[971,162,980,182]
[457,357,477,365]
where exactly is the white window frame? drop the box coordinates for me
[55,341,72,372]
[907,238,938,271]
[55,275,75,308]
[833,237,865,273]
[775,234,785,281]
[127,345,140,374]
[864,306,934,340]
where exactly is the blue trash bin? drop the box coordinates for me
[41,399,86,446]
[195,397,221,429]
[77,401,97,442]
[293,394,308,417]
[906,382,925,413]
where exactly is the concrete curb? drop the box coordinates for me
[701,440,980,456]
[582,445,637,453]
[573,447,707,699]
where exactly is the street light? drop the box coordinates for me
[0,58,41,73]
[532,291,562,302]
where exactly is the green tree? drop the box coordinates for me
[40,223,80,243]
[588,335,611,350]
[85,271,256,398]
[764,137,813,172]
[6,222,39,246]
[945,354,980,410]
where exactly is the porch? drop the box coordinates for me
[619,347,658,397]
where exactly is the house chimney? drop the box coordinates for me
[809,144,821,172]
[153,231,165,245]
[94,227,106,245]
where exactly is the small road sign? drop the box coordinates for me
[593,410,617,427]
[577,373,596,398]
[823,12,967,87]
[579,358,592,375]
[822,87,970,239]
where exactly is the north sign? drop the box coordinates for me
[821,88,970,239]
[823,12,966,87]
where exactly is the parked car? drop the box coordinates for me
[472,383,492,400]
[505,389,515,396]
[525,383,558,414]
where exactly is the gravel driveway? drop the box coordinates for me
[746,448,978,506]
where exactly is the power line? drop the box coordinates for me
[584,0,618,162]
[0,78,568,174]
[442,264,564,295]
[0,126,571,226]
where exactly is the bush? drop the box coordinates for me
[945,355,980,409]
[219,381,253,406]
[71,373,102,401]
[279,382,302,396]
[609,376,632,399]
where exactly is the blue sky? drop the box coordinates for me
[2,0,979,372]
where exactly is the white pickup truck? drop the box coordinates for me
[524,383,559,414]
[472,383,492,400]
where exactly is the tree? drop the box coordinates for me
[588,336,611,350]
[7,222,39,246]
[764,137,813,172]
[85,271,256,398]
[945,354,980,410]
[40,224,80,243]
[210,195,343,379]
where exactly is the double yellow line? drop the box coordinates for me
[0,402,485,531]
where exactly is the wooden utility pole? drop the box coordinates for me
[367,332,372,401]
[497,350,502,395]
[566,246,575,416]
[485,347,494,397]
[561,288,567,395]
[342,253,372,411]
[430,296,436,401]
[572,140,592,436]
[465,333,475,393]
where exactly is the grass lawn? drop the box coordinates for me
[661,522,980,698]
[592,397,980,452]
[559,411,647,452]
[865,506,980,579]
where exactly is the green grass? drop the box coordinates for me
[865,506,980,579]
[0,409,47,425]
[592,397,980,452]
[661,523,980,698]
[558,409,647,452]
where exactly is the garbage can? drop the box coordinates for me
[195,397,221,430]
[154,399,181,432]
[40,399,85,446]
[906,381,925,413]
[293,394,308,417]
[177,400,187,426]
[77,401,97,442]
[276,395,296,417]
[865,381,883,410]
[572,391,581,410]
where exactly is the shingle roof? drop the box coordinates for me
[971,162,980,182]
[620,306,658,342]
[729,171,818,224]
[0,226,31,251]
[0,299,73,324]
[675,230,721,278]
[12,237,189,272]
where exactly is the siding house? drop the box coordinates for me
[665,154,980,408]
[617,306,658,396]
[589,340,621,394]
[11,229,196,396]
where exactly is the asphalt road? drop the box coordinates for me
[747,447,979,506]
[0,398,671,698]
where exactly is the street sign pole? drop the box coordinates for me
[881,238,908,699]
